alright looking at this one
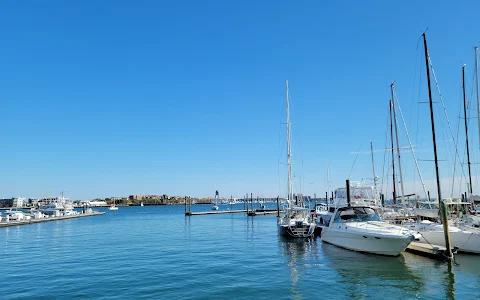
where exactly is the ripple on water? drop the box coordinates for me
[1,205,480,299]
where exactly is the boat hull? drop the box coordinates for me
[278,223,315,238]
[321,227,414,256]
[418,230,480,254]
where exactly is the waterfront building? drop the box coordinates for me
[0,198,13,207]
[13,197,26,208]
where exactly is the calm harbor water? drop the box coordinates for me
[1,204,479,299]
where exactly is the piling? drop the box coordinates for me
[381,193,384,206]
[276,196,280,217]
[346,179,351,207]
[250,193,253,212]
[440,199,454,259]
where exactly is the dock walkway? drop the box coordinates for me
[185,210,248,216]
[0,211,105,228]
[405,241,457,259]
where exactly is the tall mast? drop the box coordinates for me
[389,100,397,204]
[370,141,377,188]
[475,46,480,151]
[326,157,331,208]
[286,80,293,204]
[391,84,406,210]
[462,65,473,196]
[423,32,452,258]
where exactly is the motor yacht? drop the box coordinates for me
[321,206,416,256]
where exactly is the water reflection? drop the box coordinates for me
[445,260,455,300]
[279,237,319,300]
[184,215,191,237]
[321,243,424,298]
[453,254,480,276]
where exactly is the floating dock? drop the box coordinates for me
[0,211,105,228]
[185,210,248,216]
[405,241,457,260]
[246,210,283,216]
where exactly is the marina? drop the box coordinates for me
[1,205,478,299]
[3,1,480,299]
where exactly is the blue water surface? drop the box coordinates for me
[1,204,479,299]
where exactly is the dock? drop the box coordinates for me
[0,211,105,228]
[185,210,247,216]
[405,241,458,260]
[246,210,283,216]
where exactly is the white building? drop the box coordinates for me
[13,197,26,208]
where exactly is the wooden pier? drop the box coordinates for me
[185,210,248,216]
[405,242,458,260]
[0,211,105,228]
[246,210,283,216]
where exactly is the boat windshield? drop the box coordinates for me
[333,207,381,223]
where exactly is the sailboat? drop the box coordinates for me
[405,38,480,255]
[108,198,118,211]
[277,80,315,238]
[211,190,219,211]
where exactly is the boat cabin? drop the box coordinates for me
[330,206,381,226]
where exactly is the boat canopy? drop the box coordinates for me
[333,206,381,223]
[334,185,379,208]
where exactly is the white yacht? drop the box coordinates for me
[317,184,380,228]
[39,196,77,217]
[404,219,480,254]
[321,206,416,256]
[6,210,29,221]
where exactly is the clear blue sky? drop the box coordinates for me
[2,1,480,200]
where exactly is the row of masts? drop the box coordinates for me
[376,34,480,259]
[386,40,479,205]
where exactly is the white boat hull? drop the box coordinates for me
[418,230,480,254]
[321,227,414,256]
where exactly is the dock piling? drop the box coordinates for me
[346,180,351,207]
[276,196,280,217]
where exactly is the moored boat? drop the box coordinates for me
[277,80,315,238]
[321,206,416,256]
